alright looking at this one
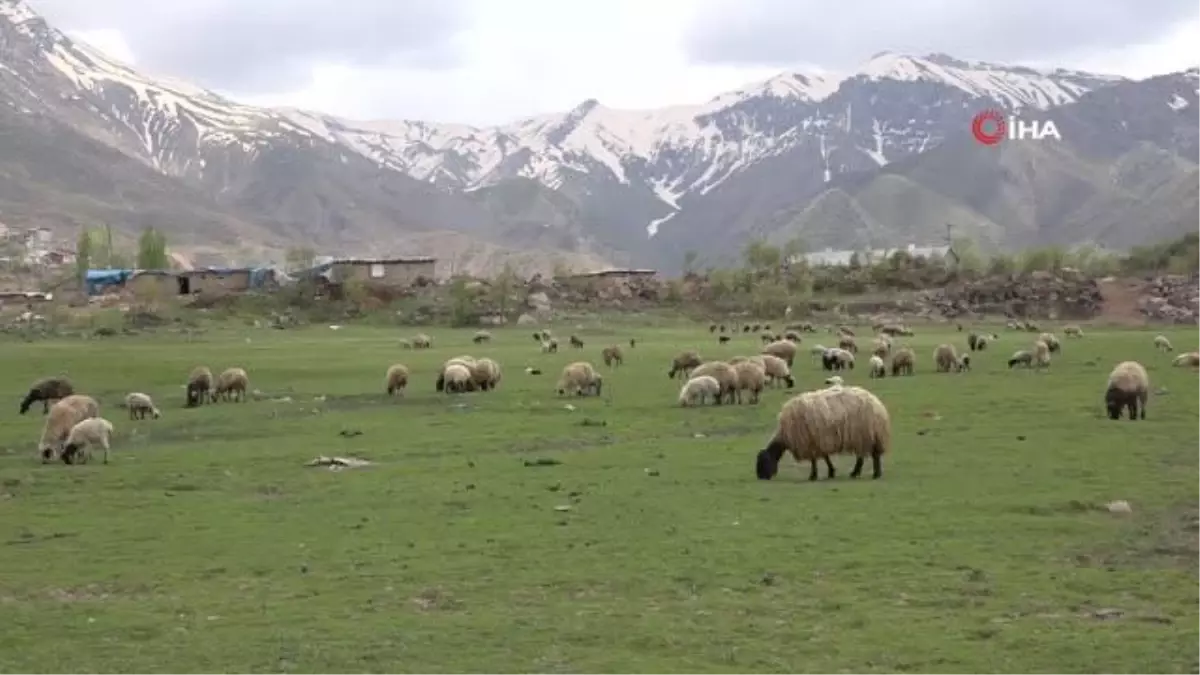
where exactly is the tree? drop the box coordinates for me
[950,236,985,275]
[681,250,699,276]
[489,263,521,316]
[75,229,92,281]
[136,227,168,269]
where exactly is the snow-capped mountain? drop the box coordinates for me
[0,0,1195,272]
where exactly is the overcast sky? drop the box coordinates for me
[29,0,1200,126]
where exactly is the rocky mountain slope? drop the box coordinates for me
[1,0,1196,274]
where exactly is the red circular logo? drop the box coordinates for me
[971,109,1006,146]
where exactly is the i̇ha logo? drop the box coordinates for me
[971,108,1062,146]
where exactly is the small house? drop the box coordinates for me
[319,257,437,287]
[177,267,276,294]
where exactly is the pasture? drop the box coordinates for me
[0,322,1196,673]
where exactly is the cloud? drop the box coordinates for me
[30,0,471,93]
[682,0,1200,71]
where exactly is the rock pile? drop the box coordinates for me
[918,271,1104,319]
[1137,275,1199,323]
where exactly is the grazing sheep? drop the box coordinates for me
[537,329,553,341]
[59,416,115,465]
[934,344,958,373]
[836,326,855,337]
[436,357,477,392]
[838,335,858,353]
[19,376,74,415]
[557,361,602,397]
[541,338,559,353]
[442,363,474,394]
[1006,320,1023,330]
[871,336,892,357]
[760,354,795,388]
[1172,352,1199,368]
[472,330,492,344]
[731,360,767,404]
[760,333,774,345]
[969,333,997,352]
[719,324,726,333]
[667,350,703,379]
[955,354,971,372]
[412,334,433,349]
[743,325,752,333]
[824,375,844,387]
[679,375,721,407]
[1024,322,1040,332]
[125,392,160,420]
[569,335,585,349]
[784,331,802,343]
[809,344,828,362]
[186,366,213,407]
[728,355,763,366]
[602,345,624,368]
[891,347,915,376]
[385,364,410,396]
[822,348,855,372]
[719,335,731,344]
[1033,340,1051,369]
[213,367,250,402]
[629,338,636,349]
[754,385,892,481]
[762,339,798,367]
[1105,361,1150,421]
[878,323,908,337]
[38,394,100,463]
[1038,332,1061,354]
[1064,325,1084,338]
[868,355,886,378]
[1008,350,1034,368]
[1154,335,1173,352]
[689,361,739,404]
[470,358,502,391]
[709,323,717,333]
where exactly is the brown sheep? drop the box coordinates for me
[755,386,892,481]
[667,350,702,379]
[569,335,585,349]
[20,376,74,415]
[602,345,624,368]
[1105,361,1149,421]
[1172,352,1199,368]
[933,344,958,373]
[891,347,915,376]
[838,335,858,354]
[689,361,739,404]
[186,366,213,407]
[38,394,100,463]
[762,340,798,368]
[213,367,249,402]
[385,364,409,396]
[731,360,767,404]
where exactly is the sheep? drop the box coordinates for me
[955,354,971,372]
[754,385,892,481]
[186,366,213,407]
[809,344,828,362]
[569,335,585,349]
[728,355,764,366]
[1154,335,1173,352]
[436,357,477,392]
[1064,325,1084,338]
[472,330,492,344]
[412,334,433,349]
[836,326,855,337]
[629,338,636,349]
[38,394,100,463]
[784,331,802,343]
[1037,332,1061,354]
[709,323,717,333]
[731,360,767,404]
[934,344,958,373]
[602,345,624,368]
[878,323,908,337]
[59,416,115,465]
[719,324,727,333]
[871,336,892,358]
[1024,322,1040,332]
[838,335,858,354]
[868,355,886,378]
[469,357,502,391]
[689,361,739,404]
[536,329,553,341]
[540,338,559,353]
[125,392,160,420]
[718,335,731,344]
[679,375,721,407]
[557,361,602,397]
[1008,350,1034,368]
[760,333,774,345]
[891,347,915,376]
[19,376,74,415]
[1033,340,1051,369]
[822,348,855,371]
[1105,361,1150,421]
[760,354,795,388]
[442,363,474,394]
[385,364,410,396]
[762,339,798,367]
[1172,352,1199,368]
[968,333,997,352]
[213,367,249,402]
[667,350,702,379]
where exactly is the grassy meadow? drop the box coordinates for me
[0,320,1196,673]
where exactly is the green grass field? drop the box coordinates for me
[0,322,1196,673]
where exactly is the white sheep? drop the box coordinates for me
[1154,335,1173,352]
[678,375,721,407]
[61,417,115,465]
[124,392,160,420]
[868,355,886,378]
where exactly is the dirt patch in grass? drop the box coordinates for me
[1076,502,1199,571]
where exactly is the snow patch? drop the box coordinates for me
[646,211,677,238]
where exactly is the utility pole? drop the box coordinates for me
[944,223,960,265]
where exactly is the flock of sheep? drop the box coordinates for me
[16,320,1195,479]
[19,365,250,465]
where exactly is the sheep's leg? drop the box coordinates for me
[850,456,864,478]
[1127,400,1139,421]
[871,450,883,479]
[807,458,819,481]
[823,455,836,479]
[101,438,110,464]
[1139,394,1147,420]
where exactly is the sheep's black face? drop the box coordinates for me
[40,446,53,463]
[755,449,778,480]
[784,376,795,389]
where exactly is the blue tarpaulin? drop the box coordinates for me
[84,269,133,296]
